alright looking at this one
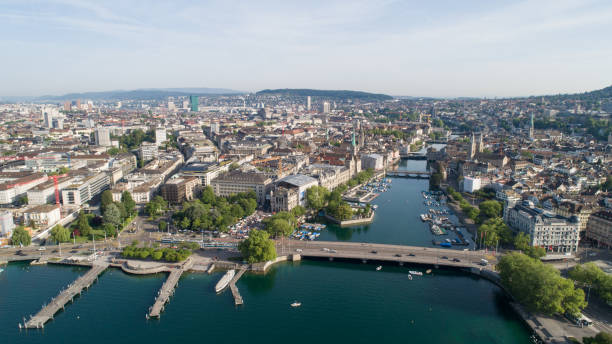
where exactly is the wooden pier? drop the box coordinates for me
[147,259,192,318]
[229,268,246,306]
[22,262,109,329]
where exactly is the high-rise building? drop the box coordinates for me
[323,101,330,114]
[95,127,112,146]
[64,101,71,111]
[139,142,159,161]
[155,128,167,147]
[210,121,220,135]
[168,101,176,111]
[190,95,199,112]
[307,96,311,111]
[43,108,54,128]
[529,113,534,139]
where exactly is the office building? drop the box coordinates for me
[139,142,159,161]
[307,96,311,111]
[211,171,272,204]
[160,177,201,204]
[190,95,199,112]
[323,101,330,114]
[95,127,112,146]
[155,128,167,147]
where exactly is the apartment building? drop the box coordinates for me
[211,171,272,204]
[586,211,611,249]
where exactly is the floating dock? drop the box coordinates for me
[22,262,109,329]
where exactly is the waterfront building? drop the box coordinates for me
[463,176,482,193]
[275,174,318,207]
[361,154,384,171]
[505,202,580,254]
[586,211,611,249]
[23,204,61,228]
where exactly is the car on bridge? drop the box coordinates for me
[441,256,448,259]
[394,253,402,257]
[370,250,378,254]
[452,258,460,262]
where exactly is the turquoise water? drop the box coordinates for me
[319,159,471,248]
[1,261,531,344]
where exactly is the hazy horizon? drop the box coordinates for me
[2,0,612,98]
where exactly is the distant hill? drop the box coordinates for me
[256,88,393,101]
[539,84,612,102]
[35,87,244,101]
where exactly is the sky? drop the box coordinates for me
[1,0,611,98]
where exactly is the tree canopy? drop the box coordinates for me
[497,252,586,315]
[238,229,277,263]
[11,226,31,246]
[103,203,122,227]
[583,332,612,344]
[50,224,70,243]
[569,263,612,304]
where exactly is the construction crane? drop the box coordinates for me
[50,174,68,205]
[251,156,283,176]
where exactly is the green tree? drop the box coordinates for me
[77,211,92,237]
[290,205,306,218]
[238,229,277,263]
[306,185,329,210]
[569,263,612,304]
[11,226,31,246]
[115,201,127,221]
[266,218,293,238]
[121,191,136,217]
[50,224,70,243]
[201,186,216,204]
[158,220,167,232]
[100,190,113,212]
[103,203,121,227]
[335,202,353,220]
[479,200,502,218]
[478,217,512,247]
[103,223,117,237]
[583,332,612,344]
[525,246,546,259]
[514,232,531,251]
[497,252,586,315]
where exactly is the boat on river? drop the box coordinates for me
[409,270,423,276]
[376,266,382,271]
[215,269,235,293]
[291,301,301,307]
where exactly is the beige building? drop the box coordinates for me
[211,171,272,204]
[23,204,61,228]
[161,177,201,204]
[586,211,611,249]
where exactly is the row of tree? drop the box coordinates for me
[121,244,191,262]
[238,229,276,263]
[497,252,587,316]
[263,206,305,238]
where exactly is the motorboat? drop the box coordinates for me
[408,270,423,276]
[215,269,235,293]
[376,266,382,271]
[291,301,301,307]
[426,269,432,274]
[408,274,413,280]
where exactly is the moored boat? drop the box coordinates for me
[215,269,235,293]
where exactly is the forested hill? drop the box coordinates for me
[256,89,393,101]
[540,85,612,102]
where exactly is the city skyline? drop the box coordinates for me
[2,0,612,98]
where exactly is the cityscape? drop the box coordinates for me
[1,2,611,344]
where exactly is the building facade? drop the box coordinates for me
[586,211,611,249]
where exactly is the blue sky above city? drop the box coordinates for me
[1,0,611,98]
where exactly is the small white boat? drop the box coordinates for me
[426,269,432,274]
[408,274,413,280]
[376,266,382,271]
[409,270,423,276]
[291,301,301,307]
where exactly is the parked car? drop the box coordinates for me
[441,256,448,259]
[480,259,489,266]
[37,247,46,251]
[452,258,460,262]
[370,250,378,254]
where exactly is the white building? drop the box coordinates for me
[463,176,482,193]
[323,101,330,114]
[275,174,318,207]
[506,203,580,254]
[307,96,311,111]
[155,128,167,147]
[0,211,15,237]
[95,127,112,147]
[61,172,110,207]
[139,142,159,161]
[23,204,61,228]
